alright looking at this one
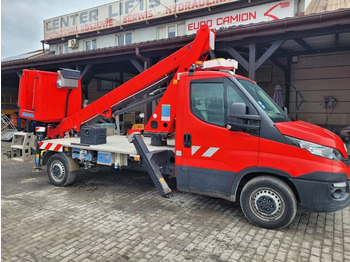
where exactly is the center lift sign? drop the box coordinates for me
[44,0,239,40]
[186,1,294,34]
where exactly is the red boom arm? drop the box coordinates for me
[48,25,214,138]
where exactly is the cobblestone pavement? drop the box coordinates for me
[1,141,350,262]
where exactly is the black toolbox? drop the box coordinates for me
[80,126,107,145]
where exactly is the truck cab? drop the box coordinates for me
[174,69,350,229]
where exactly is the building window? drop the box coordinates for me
[57,44,68,54]
[158,24,185,40]
[85,39,97,51]
[98,80,114,91]
[168,25,176,38]
[116,32,132,46]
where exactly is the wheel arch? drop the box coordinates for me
[42,151,57,166]
[230,167,300,203]
[43,151,79,171]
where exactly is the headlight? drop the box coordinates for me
[285,136,342,161]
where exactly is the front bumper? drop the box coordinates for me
[292,175,350,212]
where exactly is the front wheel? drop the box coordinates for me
[240,176,297,229]
[47,154,76,187]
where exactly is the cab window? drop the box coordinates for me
[191,82,224,126]
[190,79,249,127]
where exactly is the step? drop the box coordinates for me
[11,145,25,150]
[12,157,24,162]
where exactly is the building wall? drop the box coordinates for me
[49,22,184,54]
[48,0,296,55]
[289,51,350,127]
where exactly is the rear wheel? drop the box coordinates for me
[240,176,297,229]
[47,154,76,186]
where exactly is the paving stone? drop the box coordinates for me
[1,141,349,261]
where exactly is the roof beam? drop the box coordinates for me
[130,58,144,73]
[223,47,249,71]
[294,38,312,50]
[255,40,285,70]
[335,33,340,47]
[282,45,350,57]
[81,63,94,82]
[249,43,256,80]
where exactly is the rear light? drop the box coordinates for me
[35,126,46,133]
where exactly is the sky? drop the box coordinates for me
[1,0,114,59]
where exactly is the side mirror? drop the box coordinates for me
[227,103,260,131]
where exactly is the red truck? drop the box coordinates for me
[10,25,350,229]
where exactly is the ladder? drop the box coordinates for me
[1,114,17,141]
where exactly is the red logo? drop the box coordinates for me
[264,2,290,20]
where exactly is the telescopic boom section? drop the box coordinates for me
[47,25,215,138]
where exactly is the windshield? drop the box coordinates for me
[237,79,290,123]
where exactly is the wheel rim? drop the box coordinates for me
[50,160,66,182]
[250,188,284,220]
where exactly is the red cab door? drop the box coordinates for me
[175,74,260,198]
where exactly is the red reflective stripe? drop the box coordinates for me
[44,143,52,150]
[39,142,44,147]
[53,144,62,151]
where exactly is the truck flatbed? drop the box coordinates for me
[44,135,175,155]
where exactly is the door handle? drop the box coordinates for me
[184,133,192,148]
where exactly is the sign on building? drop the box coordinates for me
[186,1,295,34]
[44,0,239,40]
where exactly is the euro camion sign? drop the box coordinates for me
[43,0,238,40]
[186,1,295,34]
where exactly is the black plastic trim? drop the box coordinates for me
[176,165,236,200]
[230,167,292,199]
[294,171,348,181]
[292,178,350,212]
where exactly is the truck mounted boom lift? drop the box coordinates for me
[10,25,350,229]
[47,25,215,139]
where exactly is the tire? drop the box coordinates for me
[240,176,297,229]
[47,154,76,187]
